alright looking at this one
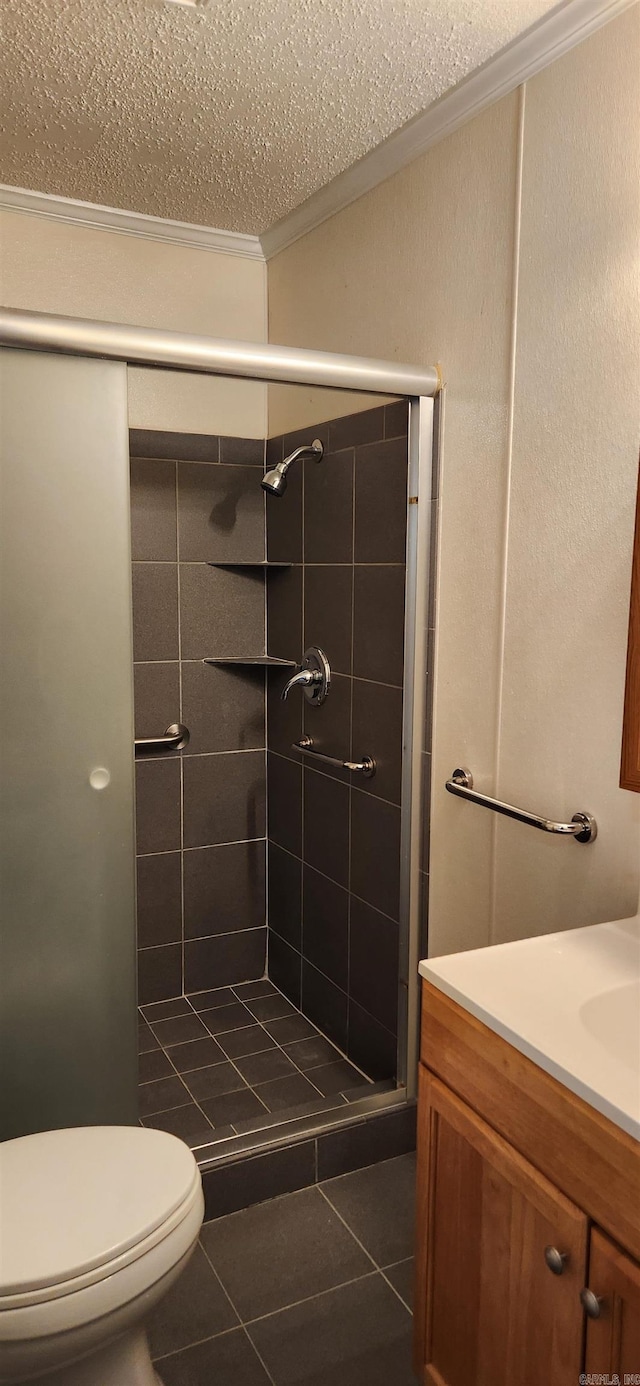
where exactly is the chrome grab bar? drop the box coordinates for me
[293,735,376,778]
[134,723,190,758]
[445,768,597,844]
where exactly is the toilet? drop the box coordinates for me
[0,1126,204,1386]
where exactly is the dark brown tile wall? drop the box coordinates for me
[130,430,268,1004]
[265,403,409,1081]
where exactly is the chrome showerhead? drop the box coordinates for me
[261,439,323,497]
[261,464,288,496]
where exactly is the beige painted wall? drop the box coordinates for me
[268,7,640,953]
[0,211,267,436]
[268,382,394,435]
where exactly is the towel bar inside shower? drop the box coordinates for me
[293,735,376,778]
[134,723,190,757]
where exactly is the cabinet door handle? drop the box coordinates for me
[580,1288,604,1319]
[544,1246,568,1275]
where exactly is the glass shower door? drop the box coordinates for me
[0,348,137,1138]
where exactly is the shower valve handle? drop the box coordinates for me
[281,647,331,706]
[281,668,320,700]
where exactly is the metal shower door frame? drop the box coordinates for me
[397,396,435,1098]
[0,306,438,1101]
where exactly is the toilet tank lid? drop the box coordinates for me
[0,1126,200,1295]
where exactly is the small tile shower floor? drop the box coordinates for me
[138,980,373,1150]
[148,1152,416,1385]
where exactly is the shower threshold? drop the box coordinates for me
[138,981,403,1169]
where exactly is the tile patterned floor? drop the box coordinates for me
[138,980,373,1149]
[148,1152,416,1385]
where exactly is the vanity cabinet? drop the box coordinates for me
[416,1068,587,1386]
[583,1228,640,1377]
[415,982,640,1386]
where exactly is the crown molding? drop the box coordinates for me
[1,0,633,265]
[0,185,265,261]
[260,0,635,259]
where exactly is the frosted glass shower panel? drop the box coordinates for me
[0,349,137,1138]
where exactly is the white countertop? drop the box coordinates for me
[419,915,640,1141]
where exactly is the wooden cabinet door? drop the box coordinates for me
[414,1067,588,1386]
[584,1227,640,1375]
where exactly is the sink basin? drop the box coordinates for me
[419,914,640,1139]
[580,980,640,1071]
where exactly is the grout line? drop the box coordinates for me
[489,80,525,948]
[317,1185,379,1272]
[138,925,266,953]
[136,835,267,860]
[179,747,268,758]
[183,835,267,851]
[131,561,407,571]
[198,1241,243,1324]
[145,962,390,1079]
[129,555,407,576]
[147,1007,256,1135]
[192,1012,273,1101]
[195,1244,280,1386]
[261,560,407,568]
[174,996,244,1140]
[316,1185,415,1310]
[266,847,400,925]
[376,1265,414,1315]
[377,1256,414,1312]
[151,1325,241,1368]
[266,943,397,1048]
[268,747,402,809]
[281,1037,371,1084]
[242,1326,278,1386]
[137,938,184,952]
[134,459,265,471]
[233,985,372,1129]
[242,1269,381,1333]
[277,671,405,691]
[140,1099,193,1120]
[145,982,371,1141]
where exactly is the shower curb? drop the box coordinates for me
[198,1097,416,1221]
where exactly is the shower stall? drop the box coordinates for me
[0,307,438,1202]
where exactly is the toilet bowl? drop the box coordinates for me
[0,1126,204,1386]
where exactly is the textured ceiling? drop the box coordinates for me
[1,0,559,235]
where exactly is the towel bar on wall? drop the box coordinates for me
[445,767,597,843]
[293,735,376,778]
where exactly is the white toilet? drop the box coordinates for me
[0,1125,204,1386]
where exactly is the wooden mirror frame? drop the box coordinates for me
[620,458,640,791]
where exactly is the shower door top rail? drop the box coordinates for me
[0,307,440,398]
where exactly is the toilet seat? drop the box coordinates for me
[0,1192,204,1348]
[0,1126,201,1311]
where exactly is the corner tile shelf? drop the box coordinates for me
[206,562,292,569]
[203,564,295,669]
[203,656,297,668]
